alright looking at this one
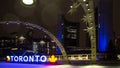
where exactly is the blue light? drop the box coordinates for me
[99,33,108,52]
[57,18,63,43]
[56,46,61,54]
[98,14,113,52]
[8,55,47,63]
[57,15,64,54]
[98,18,108,52]
[98,0,113,52]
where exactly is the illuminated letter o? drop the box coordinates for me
[40,55,47,62]
[23,56,28,62]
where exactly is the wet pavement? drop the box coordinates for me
[0,62,120,68]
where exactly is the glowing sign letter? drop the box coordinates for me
[40,55,47,62]
[14,56,19,62]
[19,56,23,62]
[23,56,28,62]
[35,55,39,62]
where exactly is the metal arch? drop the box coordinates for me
[69,0,96,62]
[0,21,69,63]
[79,0,97,62]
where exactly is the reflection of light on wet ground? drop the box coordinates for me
[0,63,120,68]
[48,65,72,68]
[48,65,104,68]
[82,65,106,68]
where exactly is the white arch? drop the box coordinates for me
[0,21,68,63]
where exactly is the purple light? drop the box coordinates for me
[0,62,48,68]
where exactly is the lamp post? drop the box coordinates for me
[19,35,25,44]
[33,42,38,54]
[19,36,25,50]
[39,40,46,54]
[39,40,46,45]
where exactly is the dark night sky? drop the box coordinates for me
[113,0,120,36]
[0,0,84,35]
[0,0,87,48]
[0,0,120,48]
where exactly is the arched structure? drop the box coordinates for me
[0,21,68,63]
[68,0,97,62]
[80,0,97,62]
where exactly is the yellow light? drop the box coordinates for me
[22,0,34,5]
[83,0,86,2]
[70,6,73,8]
[86,4,89,6]
[6,56,10,62]
[48,55,58,63]
[88,8,90,11]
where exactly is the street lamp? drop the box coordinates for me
[83,0,86,2]
[39,40,46,54]
[39,40,46,45]
[19,35,25,44]
[22,0,35,5]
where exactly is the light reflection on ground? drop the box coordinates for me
[0,62,120,68]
